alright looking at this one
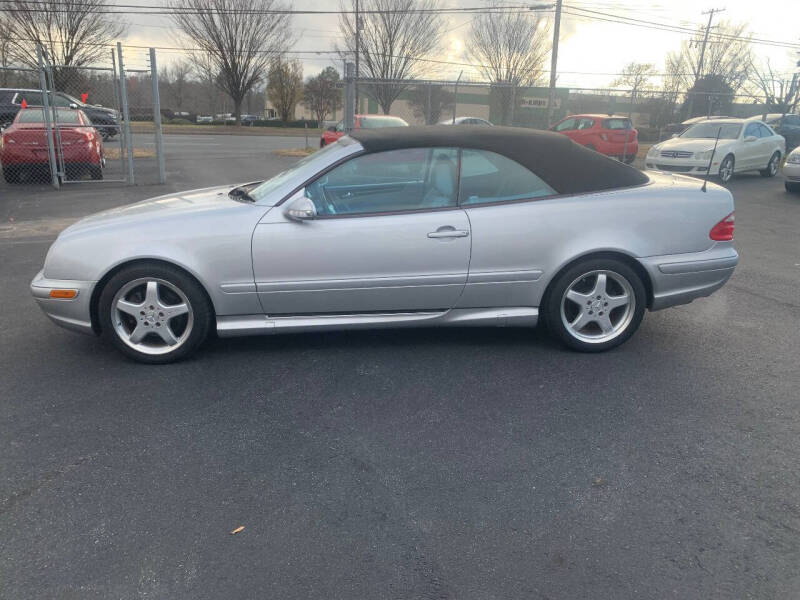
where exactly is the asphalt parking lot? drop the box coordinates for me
[1,148,799,598]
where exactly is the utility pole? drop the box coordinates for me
[686,7,725,119]
[354,0,360,113]
[546,0,562,127]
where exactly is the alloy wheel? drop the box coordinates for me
[560,270,636,344]
[769,154,779,176]
[719,157,734,183]
[111,278,194,355]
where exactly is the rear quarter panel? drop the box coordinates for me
[457,173,734,308]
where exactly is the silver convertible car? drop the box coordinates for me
[31,127,738,363]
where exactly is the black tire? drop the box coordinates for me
[760,151,781,177]
[89,165,103,180]
[98,263,213,364]
[543,257,647,353]
[786,181,800,194]
[2,168,20,184]
[718,154,735,183]
[320,139,326,148]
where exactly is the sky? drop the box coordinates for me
[120,0,800,90]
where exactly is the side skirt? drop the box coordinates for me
[216,307,539,338]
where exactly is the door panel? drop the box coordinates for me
[252,209,471,314]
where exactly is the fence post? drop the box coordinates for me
[149,48,166,184]
[117,42,135,185]
[344,62,355,133]
[36,46,59,189]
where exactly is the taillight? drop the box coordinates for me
[710,212,735,241]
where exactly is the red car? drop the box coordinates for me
[550,114,638,163]
[1,106,104,183]
[320,114,409,147]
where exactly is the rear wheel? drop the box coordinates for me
[760,151,780,177]
[718,155,735,183]
[98,263,213,363]
[89,164,103,180]
[543,257,646,352]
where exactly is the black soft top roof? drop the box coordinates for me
[350,125,648,194]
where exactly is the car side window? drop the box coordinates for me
[334,120,344,132]
[757,123,773,138]
[305,148,459,217]
[50,94,73,107]
[18,91,43,105]
[787,116,800,127]
[555,118,576,131]
[744,123,760,138]
[459,149,556,206]
[577,118,594,130]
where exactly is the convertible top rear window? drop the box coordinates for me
[351,126,648,194]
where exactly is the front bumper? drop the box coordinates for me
[30,270,97,335]
[639,243,739,311]
[783,161,800,182]
[644,155,713,175]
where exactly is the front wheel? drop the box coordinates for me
[760,152,780,177]
[718,155,735,183]
[98,263,213,363]
[543,258,646,352]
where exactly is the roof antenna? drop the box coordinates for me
[701,126,722,193]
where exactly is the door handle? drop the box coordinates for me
[428,228,469,239]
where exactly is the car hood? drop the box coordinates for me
[59,184,261,238]
[653,137,735,153]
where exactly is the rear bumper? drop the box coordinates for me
[640,243,738,311]
[30,270,97,335]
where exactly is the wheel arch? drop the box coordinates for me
[541,250,654,311]
[89,258,217,334]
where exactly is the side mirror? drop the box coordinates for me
[744,135,757,142]
[284,192,317,221]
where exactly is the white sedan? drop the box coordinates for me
[784,146,800,193]
[645,118,786,183]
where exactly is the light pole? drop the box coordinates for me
[546,0,561,127]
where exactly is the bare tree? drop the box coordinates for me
[302,66,342,125]
[612,62,657,116]
[170,0,292,124]
[467,4,551,125]
[168,59,194,112]
[338,0,442,114]
[0,16,11,87]
[2,0,126,89]
[267,58,303,124]
[749,59,800,114]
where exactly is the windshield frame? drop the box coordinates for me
[680,122,742,140]
[248,138,363,205]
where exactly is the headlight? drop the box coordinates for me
[696,150,715,161]
[647,145,660,156]
[788,153,800,164]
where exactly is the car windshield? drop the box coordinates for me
[360,117,407,129]
[681,123,741,139]
[249,140,348,202]
[17,108,83,124]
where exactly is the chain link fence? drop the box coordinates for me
[0,44,165,191]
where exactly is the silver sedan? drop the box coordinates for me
[31,126,738,363]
